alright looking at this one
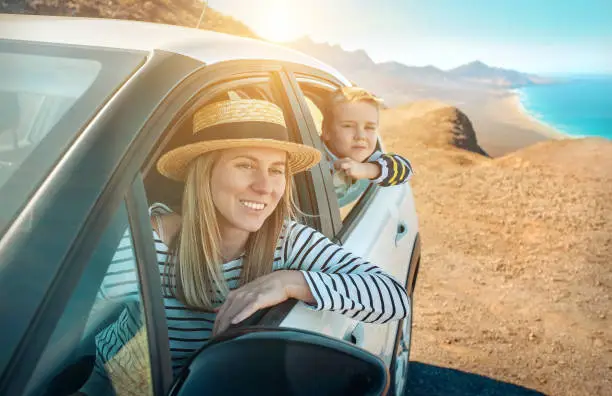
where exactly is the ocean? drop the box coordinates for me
[517,76,612,139]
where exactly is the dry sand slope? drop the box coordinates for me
[380,102,612,395]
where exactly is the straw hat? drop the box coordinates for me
[157,99,321,181]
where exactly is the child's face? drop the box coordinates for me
[323,101,379,162]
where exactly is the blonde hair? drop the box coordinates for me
[322,86,384,131]
[164,152,294,311]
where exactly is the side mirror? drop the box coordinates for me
[169,327,389,396]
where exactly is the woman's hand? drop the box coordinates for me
[212,270,314,336]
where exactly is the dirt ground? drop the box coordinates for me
[381,105,612,396]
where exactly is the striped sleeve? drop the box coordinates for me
[97,228,140,301]
[97,202,172,301]
[281,222,409,324]
[369,153,414,186]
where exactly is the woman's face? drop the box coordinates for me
[210,147,287,235]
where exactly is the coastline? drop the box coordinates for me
[455,87,576,157]
[506,89,572,140]
[383,85,578,157]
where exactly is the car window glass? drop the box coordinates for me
[297,83,370,222]
[23,202,154,396]
[0,40,145,237]
[303,95,323,136]
[0,51,101,187]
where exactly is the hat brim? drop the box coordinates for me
[157,138,322,181]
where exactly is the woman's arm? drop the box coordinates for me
[282,222,410,324]
[213,222,409,334]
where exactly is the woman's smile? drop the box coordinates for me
[239,199,267,211]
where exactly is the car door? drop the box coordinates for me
[0,45,203,396]
[277,68,421,366]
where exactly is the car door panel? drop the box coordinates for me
[343,183,418,365]
[280,183,418,365]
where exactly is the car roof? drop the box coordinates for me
[0,14,350,85]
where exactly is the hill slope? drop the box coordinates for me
[380,103,612,395]
[1,0,258,38]
[381,100,489,158]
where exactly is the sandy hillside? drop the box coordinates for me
[2,0,259,38]
[381,102,612,395]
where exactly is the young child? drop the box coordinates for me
[321,86,414,205]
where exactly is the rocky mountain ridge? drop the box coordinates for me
[285,36,552,89]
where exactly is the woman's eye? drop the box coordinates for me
[341,123,353,128]
[270,168,285,175]
[237,163,254,170]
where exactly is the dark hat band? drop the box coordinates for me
[191,121,289,144]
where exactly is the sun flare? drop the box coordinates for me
[251,1,299,42]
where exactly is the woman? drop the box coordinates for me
[82,99,409,395]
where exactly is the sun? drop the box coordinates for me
[251,2,300,42]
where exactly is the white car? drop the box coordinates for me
[0,14,421,396]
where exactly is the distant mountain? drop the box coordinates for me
[378,62,446,79]
[283,37,552,97]
[448,60,552,87]
[376,61,463,88]
[289,37,377,72]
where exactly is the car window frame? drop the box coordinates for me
[275,70,336,237]
[140,60,332,237]
[282,70,344,238]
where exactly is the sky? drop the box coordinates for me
[205,0,612,74]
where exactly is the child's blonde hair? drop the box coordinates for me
[322,86,384,130]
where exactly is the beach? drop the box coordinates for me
[453,88,569,157]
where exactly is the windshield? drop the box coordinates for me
[0,40,146,233]
[0,52,102,179]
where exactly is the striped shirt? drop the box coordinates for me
[86,204,409,391]
[369,151,414,187]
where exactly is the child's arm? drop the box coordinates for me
[333,152,414,186]
[369,153,414,186]
[333,158,380,180]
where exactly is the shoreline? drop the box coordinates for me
[504,89,571,140]
[456,88,572,157]
[502,89,576,140]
